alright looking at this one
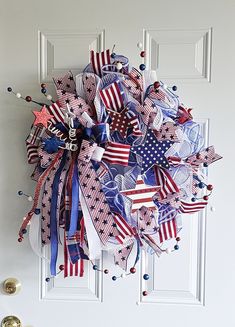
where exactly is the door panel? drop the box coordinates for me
[0,1,234,326]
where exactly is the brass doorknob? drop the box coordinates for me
[2,278,21,295]
[1,316,22,327]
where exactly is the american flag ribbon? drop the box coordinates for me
[154,166,180,200]
[102,142,130,166]
[114,242,134,270]
[56,90,94,126]
[167,156,183,166]
[136,97,155,125]
[120,177,160,212]
[53,71,76,94]
[99,81,124,112]
[96,161,109,179]
[64,236,82,278]
[47,101,65,125]
[90,49,111,77]
[26,143,39,164]
[179,200,208,214]
[137,206,158,234]
[186,146,222,168]
[113,212,134,244]
[78,140,118,244]
[122,67,143,101]
[159,218,177,243]
[149,86,166,102]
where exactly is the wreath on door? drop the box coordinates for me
[8,45,221,294]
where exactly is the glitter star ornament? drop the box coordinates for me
[33,106,54,128]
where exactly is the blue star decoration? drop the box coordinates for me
[131,129,174,174]
[43,136,65,154]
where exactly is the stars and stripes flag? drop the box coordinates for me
[179,200,208,214]
[154,166,180,200]
[90,49,111,77]
[158,218,177,243]
[99,81,124,112]
[47,101,65,124]
[113,212,134,244]
[102,142,130,166]
[120,176,160,212]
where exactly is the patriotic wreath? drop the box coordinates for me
[9,46,222,291]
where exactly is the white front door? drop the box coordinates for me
[0,1,234,326]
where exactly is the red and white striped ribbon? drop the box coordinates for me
[159,219,177,243]
[47,101,65,124]
[90,49,111,77]
[102,142,130,166]
[113,212,134,244]
[99,81,124,111]
[179,200,208,214]
[154,166,179,200]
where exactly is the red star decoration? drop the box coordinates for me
[33,106,54,128]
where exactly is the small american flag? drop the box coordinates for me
[154,166,179,200]
[99,81,124,112]
[90,49,111,76]
[102,141,130,166]
[179,200,208,214]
